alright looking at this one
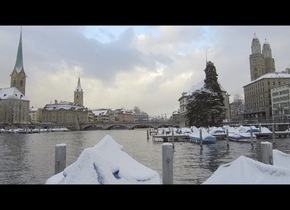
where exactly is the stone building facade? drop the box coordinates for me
[243,34,290,121]
[0,28,30,126]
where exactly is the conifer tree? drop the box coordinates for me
[185,61,225,127]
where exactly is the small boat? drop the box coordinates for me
[227,131,257,143]
[188,127,217,144]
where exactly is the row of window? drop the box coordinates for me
[272,89,289,97]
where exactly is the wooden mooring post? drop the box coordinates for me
[171,128,175,150]
[55,143,66,174]
[272,124,276,144]
[250,129,254,145]
[162,143,173,184]
[199,128,203,148]
[147,129,149,140]
[261,141,273,165]
[226,128,229,147]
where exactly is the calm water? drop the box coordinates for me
[1,128,290,185]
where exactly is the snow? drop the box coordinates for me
[45,135,162,184]
[245,72,290,86]
[0,87,27,100]
[44,101,86,111]
[45,132,290,185]
[203,148,290,184]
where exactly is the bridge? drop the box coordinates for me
[79,121,180,130]
[5,121,180,131]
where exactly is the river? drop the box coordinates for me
[1,128,290,184]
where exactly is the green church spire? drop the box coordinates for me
[14,26,24,72]
[10,26,27,96]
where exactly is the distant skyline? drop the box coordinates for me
[1,26,290,117]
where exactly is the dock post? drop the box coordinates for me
[226,128,229,147]
[250,129,253,145]
[162,143,173,184]
[272,124,276,144]
[171,128,175,150]
[261,141,273,165]
[147,129,149,140]
[199,128,203,148]
[55,143,66,174]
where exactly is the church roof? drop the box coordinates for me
[0,87,28,100]
[44,101,86,111]
[185,80,226,96]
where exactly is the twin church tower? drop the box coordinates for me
[10,28,84,107]
[250,33,275,81]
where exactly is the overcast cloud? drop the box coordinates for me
[1,25,290,117]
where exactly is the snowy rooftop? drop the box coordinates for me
[44,101,86,111]
[0,87,27,100]
[92,109,109,116]
[184,80,226,97]
[244,72,290,87]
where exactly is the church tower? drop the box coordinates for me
[249,33,275,81]
[10,27,27,95]
[262,38,275,74]
[74,76,83,106]
[249,33,265,81]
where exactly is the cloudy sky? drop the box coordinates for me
[1,25,290,117]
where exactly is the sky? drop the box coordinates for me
[1,25,290,117]
[45,133,290,184]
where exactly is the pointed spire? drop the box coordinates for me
[75,75,83,92]
[14,26,24,72]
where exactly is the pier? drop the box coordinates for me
[151,128,290,142]
[152,133,189,142]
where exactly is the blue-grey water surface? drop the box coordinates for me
[1,128,290,184]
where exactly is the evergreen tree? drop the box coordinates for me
[186,89,212,127]
[204,61,225,125]
[185,61,225,127]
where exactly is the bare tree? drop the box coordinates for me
[133,106,141,113]
[230,94,244,121]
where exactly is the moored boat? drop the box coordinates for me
[227,131,257,143]
[188,127,217,144]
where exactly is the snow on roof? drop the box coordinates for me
[0,87,27,100]
[186,80,205,96]
[30,107,38,112]
[44,101,86,111]
[45,135,162,184]
[244,72,290,87]
[92,109,108,116]
[185,80,226,96]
